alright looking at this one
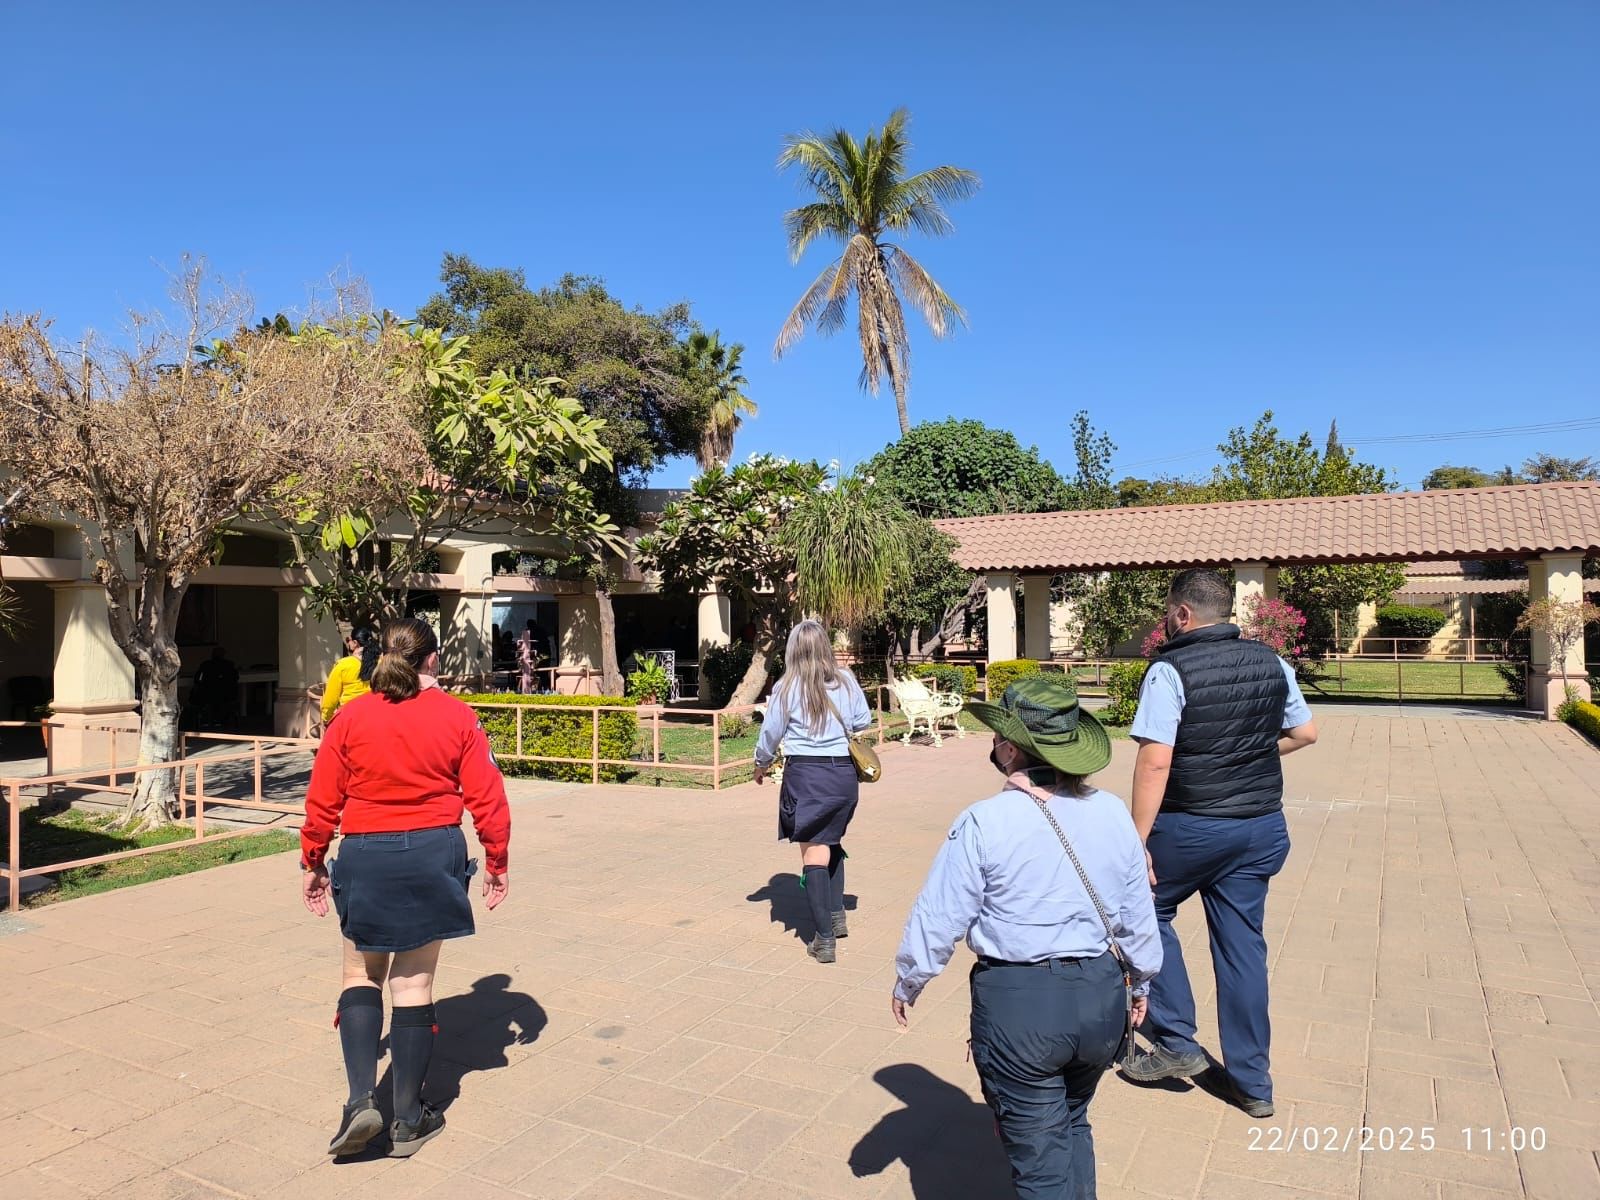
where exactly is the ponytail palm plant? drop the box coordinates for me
[774,108,979,435]
[783,471,916,681]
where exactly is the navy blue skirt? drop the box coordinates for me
[778,756,859,844]
[329,825,477,953]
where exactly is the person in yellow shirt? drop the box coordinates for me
[321,626,380,727]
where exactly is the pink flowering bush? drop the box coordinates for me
[1140,624,1168,658]
[1242,595,1308,662]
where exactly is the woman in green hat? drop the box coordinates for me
[891,674,1162,1200]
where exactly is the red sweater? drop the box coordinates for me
[301,687,511,873]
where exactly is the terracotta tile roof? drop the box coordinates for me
[1396,578,1600,597]
[935,482,1600,573]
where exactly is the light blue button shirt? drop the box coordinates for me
[753,674,872,768]
[1130,658,1312,746]
[893,786,1162,1004]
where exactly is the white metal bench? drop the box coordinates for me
[891,677,965,745]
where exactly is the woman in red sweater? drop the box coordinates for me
[300,618,511,1160]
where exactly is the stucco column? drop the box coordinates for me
[986,572,1018,663]
[696,587,732,701]
[557,591,602,694]
[48,526,138,770]
[1527,552,1590,718]
[275,586,342,737]
[438,543,503,688]
[1021,573,1054,660]
[1233,562,1280,620]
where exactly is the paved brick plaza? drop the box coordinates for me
[2,709,1597,1199]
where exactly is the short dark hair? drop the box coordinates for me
[1168,569,1233,620]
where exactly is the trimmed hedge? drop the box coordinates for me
[909,662,980,699]
[986,659,1040,700]
[1562,699,1600,746]
[460,694,638,783]
[1374,604,1449,639]
[1102,660,1150,726]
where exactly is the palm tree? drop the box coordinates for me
[774,108,979,435]
[683,330,757,469]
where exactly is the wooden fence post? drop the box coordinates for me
[6,783,20,913]
[194,762,206,838]
[591,707,601,786]
[712,709,721,791]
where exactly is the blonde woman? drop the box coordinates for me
[752,620,872,963]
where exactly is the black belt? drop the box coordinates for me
[977,953,1100,968]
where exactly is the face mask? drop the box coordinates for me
[1165,610,1182,641]
[989,748,1006,774]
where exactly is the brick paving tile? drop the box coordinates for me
[5,710,1600,1197]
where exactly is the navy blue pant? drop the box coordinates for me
[1144,809,1291,1102]
[969,953,1125,1200]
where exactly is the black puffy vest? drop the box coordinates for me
[1157,623,1288,818]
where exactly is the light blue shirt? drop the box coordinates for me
[1130,658,1312,746]
[753,673,872,768]
[893,786,1162,1004]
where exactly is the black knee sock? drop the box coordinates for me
[802,865,831,939]
[389,1004,436,1125]
[336,986,383,1105]
[828,845,847,915]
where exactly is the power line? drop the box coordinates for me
[1108,416,1600,475]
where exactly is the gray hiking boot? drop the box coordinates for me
[1119,1044,1208,1083]
[807,934,837,963]
[389,1103,445,1157]
[831,911,849,938]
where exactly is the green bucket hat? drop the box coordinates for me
[964,673,1112,778]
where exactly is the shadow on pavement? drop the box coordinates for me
[849,1063,1011,1198]
[745,871,856,942]
[336,973,544,1161]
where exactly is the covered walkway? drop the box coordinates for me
[935,481,1600,717]
[1,709,1597,1198]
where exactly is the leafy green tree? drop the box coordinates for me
[287,324,618,632]
[637,456,827,705]
[1209,411,1404,651]
[683,330,757,469]
[864,419,1071,518]
[1422,464,1498,490]
[774,109,979,435]
[1521,453,1600,483]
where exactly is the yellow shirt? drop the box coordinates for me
[321,655,371,722]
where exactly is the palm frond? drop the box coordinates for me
[887,248,967,337]
[893,165,982,212]
[777,134,850,207]
[774,258,844,358]
[783,201,855,262]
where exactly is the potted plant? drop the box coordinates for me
[626,655,672,707]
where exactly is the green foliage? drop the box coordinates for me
[700,643,756,708]
[1563,699,1600,744]
[626,655,672,704]
[784,471,915,629]
[719,713,751,739]
[1522,454,1599,483]
[418,259,708,490]
[1102,660,1151,726]
[864,419,1071,519]
[682,330,756,470]
[1476,590,1529,644]
[874,519,971,652]
[986,658,1040,700]
[1375,604,1450,639]
[1280,562,1405,654]
[909,662,979,698]
[851,660,889,707]
[1494,660,1527,702]
[460,694,638,783]
[775,109,979,434]
[1422,465,1500,490]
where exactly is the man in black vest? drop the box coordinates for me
[1119,569,1318,1118]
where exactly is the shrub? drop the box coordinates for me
[1374,604,1449,639]
[719,713,751,739]
[1562,699,1600,746]
[700,643,754,707]
[1494,660,1527,703]
[1242,596,1309,664]
[1140,624,1167,658]
[1102,660,1150,725]
[625,655,671,704]
[851,660,889,709]
[460,694,638,783]
[909,662,979,698]
[986,658,1040,700]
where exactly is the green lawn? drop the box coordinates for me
[2,807,297,907]
[1299,660,1517,701]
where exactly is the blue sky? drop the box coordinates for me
[3,2,1596,491]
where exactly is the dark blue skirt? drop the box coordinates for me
[778,755,859,844]
[329,825,477,953]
